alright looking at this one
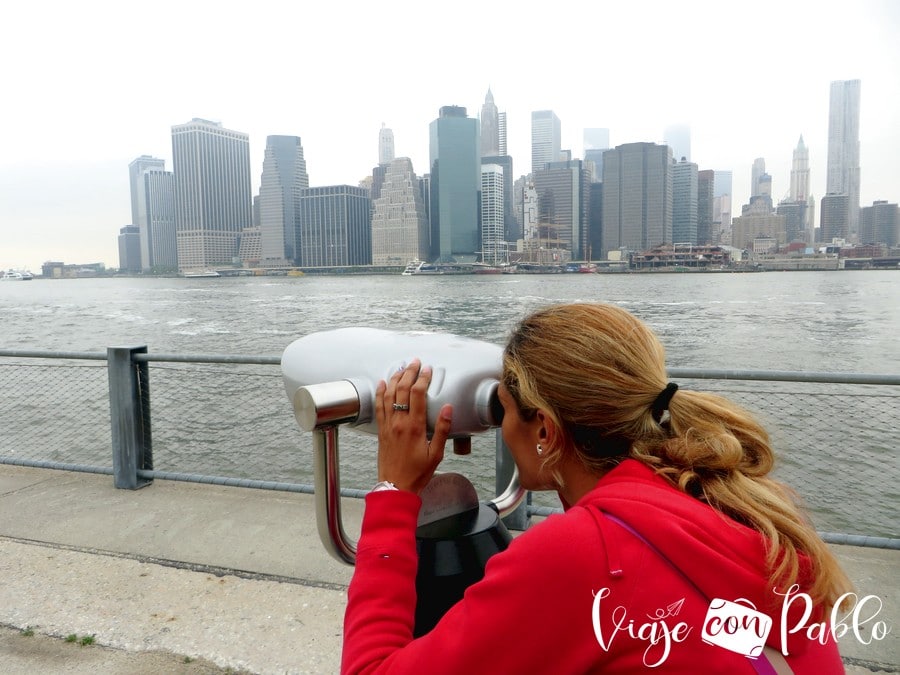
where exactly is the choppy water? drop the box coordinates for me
[1,272,898,537]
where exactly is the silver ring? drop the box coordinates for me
[392,403,410,411]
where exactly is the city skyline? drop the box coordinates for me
[1,0,898,272]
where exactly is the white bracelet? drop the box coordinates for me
[372,481,398,492]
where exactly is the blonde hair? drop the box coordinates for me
[502,302,851,609]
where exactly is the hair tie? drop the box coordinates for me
[651,383,679,421]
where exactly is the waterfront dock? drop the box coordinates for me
[0,464,896,674]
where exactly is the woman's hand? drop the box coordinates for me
[375,359,453,494]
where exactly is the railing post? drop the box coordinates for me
[495,428,530,530]
[108,346,153,489]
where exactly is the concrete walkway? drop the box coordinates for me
[0,465,896,673]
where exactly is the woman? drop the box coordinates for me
[342,303,851,674]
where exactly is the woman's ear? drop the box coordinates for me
[534,409,557,444]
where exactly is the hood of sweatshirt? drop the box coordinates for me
[573,458,818,656]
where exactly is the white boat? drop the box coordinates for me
[183,270,221,278]
[401,260,443,276]
[2,269,33,281]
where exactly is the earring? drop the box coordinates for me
[536,443,543,456]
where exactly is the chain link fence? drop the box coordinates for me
[1,353,897,540]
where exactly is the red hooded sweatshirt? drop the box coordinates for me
[342,459,844,674]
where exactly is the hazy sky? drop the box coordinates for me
[1,0,898,272]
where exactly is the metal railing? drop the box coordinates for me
[1,348,898,549]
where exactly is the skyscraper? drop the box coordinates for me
[480,164,505,264]
[531,110,561,174]
[480,89,500,157]
[297,186,371,266]
[428,106,480,262]
[171,119,252,273]
[144,170,177,271]
[371,157,429,266]
[826,79,861,238]
[482,154,516,244]
[672,158,698,244]
[713,170,732,245]
[378,124,395,165]
[129,155,165,225]
[258,135,309,266]
[601,143,673,257]
[497,112,507,156]
[859,201,898,246]
[788,135,812,242]
[821,193,850,242]
[697,170,715,245]
[128,155,165,270]
[117,225,141,273]
[583,128,610,183]
[750,158,766,198]
[790,136,810,202]
[533,160,590,259]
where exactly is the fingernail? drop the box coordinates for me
[421,365,432,376]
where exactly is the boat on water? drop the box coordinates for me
[401,260,443,276]
[2,270,33,281]
[182,270,221,278]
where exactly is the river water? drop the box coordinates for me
[2,272,899,371]
[1,271,898,537]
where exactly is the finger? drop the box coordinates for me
[374,379,386,426]
[429,404,453,465]
[410,364,432,417]
[394,359,421,406]
[398,358,421,388]
[385,365,405,409]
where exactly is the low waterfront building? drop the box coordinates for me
[631,244,732,270]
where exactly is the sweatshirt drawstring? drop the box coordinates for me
[590,508,624,578]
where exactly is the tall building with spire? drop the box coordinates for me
[378,124,395,165]
[783,136,812,244]
[371,157,429,266]
[826,79,861,238]
[531,110,561,174]
[171,118,252,273]
[790,136,810,202]
[258,135,309,266]
[480,89,500,157]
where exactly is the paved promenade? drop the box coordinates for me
[0,465,896,673]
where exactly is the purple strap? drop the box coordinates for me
[603,511,780,675]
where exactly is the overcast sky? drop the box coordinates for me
[1,0,898,272]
